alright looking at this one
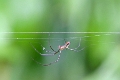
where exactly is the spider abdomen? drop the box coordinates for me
[59,45,66,51]
[59,41,70,50]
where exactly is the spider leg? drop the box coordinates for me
[64,39,68,51]
[67,38,82,52]
[43,52,61,66]
[67,47,85,52]
[74,37,81,49]
[64,39,67,43]
[48,33,57,52]
[30,42,57,56]
[31,52,61,66]
[39,43,53,53]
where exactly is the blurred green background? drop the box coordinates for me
[0,0,120,80]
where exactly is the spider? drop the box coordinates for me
[30,38,83,66]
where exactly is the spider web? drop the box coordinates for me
[0,32,119,65]
[0,32,119,41]
[0,32,118,52]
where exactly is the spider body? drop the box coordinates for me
[30,38,82,66]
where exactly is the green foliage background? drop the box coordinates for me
[0,0,120,80]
